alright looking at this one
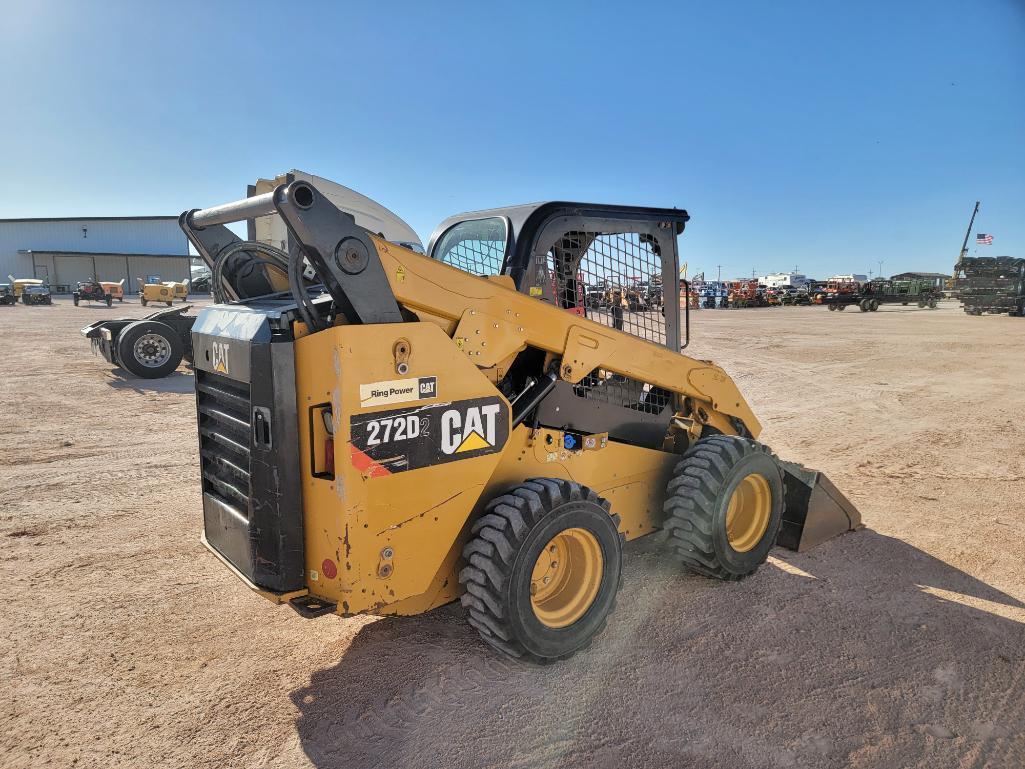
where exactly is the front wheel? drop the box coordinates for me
[115,320,184,379]
[459,479,623,663]
[140,297,148,307]
[663,436,784,580]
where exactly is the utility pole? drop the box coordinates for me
[716,264,721,282]
[877,260,884,280]
[957,201,980,270]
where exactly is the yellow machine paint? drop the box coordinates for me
[182,180,862,662]
[290,237,758,616]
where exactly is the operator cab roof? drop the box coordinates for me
[428,201,689,262]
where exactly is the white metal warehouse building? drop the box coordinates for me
[0,216,190,294]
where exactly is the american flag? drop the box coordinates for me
[977,233,994,245]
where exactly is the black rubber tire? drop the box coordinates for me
[73,294,79,306]
[869,299,879,311]
[166,301,173,307]
[859,299,869,312]
[837,304,847,311]
[105,294,112,307]
[140,297,148,307]
[116,320,184,379]
[917,300,926,308]
[459,478,624,664]
[118,296,123,302]
[828,304,837,311]
[663,436,784,581]
[928,297,937,309]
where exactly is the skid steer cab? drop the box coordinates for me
[180,180,861,664]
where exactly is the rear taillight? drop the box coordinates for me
[325,438,335,476]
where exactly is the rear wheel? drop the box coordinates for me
[859,299,869,312]
[928,297,937,309]
[459,479,623,663]
[837,304,847,311]
[105,294,112,307]
[869,299,879,311]
[73,294,80,306]
[141,297,148,306]
[663,436,784,580]
[116,320,184,379]
[828,304,837,311]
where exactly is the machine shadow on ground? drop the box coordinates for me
[105,368,195,394]
[290,530,1025,769]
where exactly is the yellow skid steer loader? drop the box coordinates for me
[180,181,860,663]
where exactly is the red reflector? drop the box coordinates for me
[325,437,335,476]
[321,558,338,579]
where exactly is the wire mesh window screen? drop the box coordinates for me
[573,369,673,415]
[434,217,507,276]
[544,231,667,346]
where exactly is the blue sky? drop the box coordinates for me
[1,0,1022,280]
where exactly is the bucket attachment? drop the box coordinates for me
[776,461,862,552]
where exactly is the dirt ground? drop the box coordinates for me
[1,297,1023,769]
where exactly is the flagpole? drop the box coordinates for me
[957,201,980,269]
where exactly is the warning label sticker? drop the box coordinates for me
[359,376,438,408]
[349,396,509,475]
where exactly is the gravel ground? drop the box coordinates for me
[1,297,1023,769]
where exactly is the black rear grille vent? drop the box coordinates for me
[197,371,252,515]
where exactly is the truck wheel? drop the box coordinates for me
[141,297,148,307]
[105,294,112,307]
[459,479,623,663]
[917,300,926,308]
[118,296,123,302]
[663,436,784,580]
[928,297,937,309]
[869,299,879,311]
[837,304,846,311]
[859,299,869,312]
[73,294,80,306]
[116,320,185,379]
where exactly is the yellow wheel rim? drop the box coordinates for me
[530,528,603,628]
[725,473,772,552]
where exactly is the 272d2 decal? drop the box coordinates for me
[349,397,509,475]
